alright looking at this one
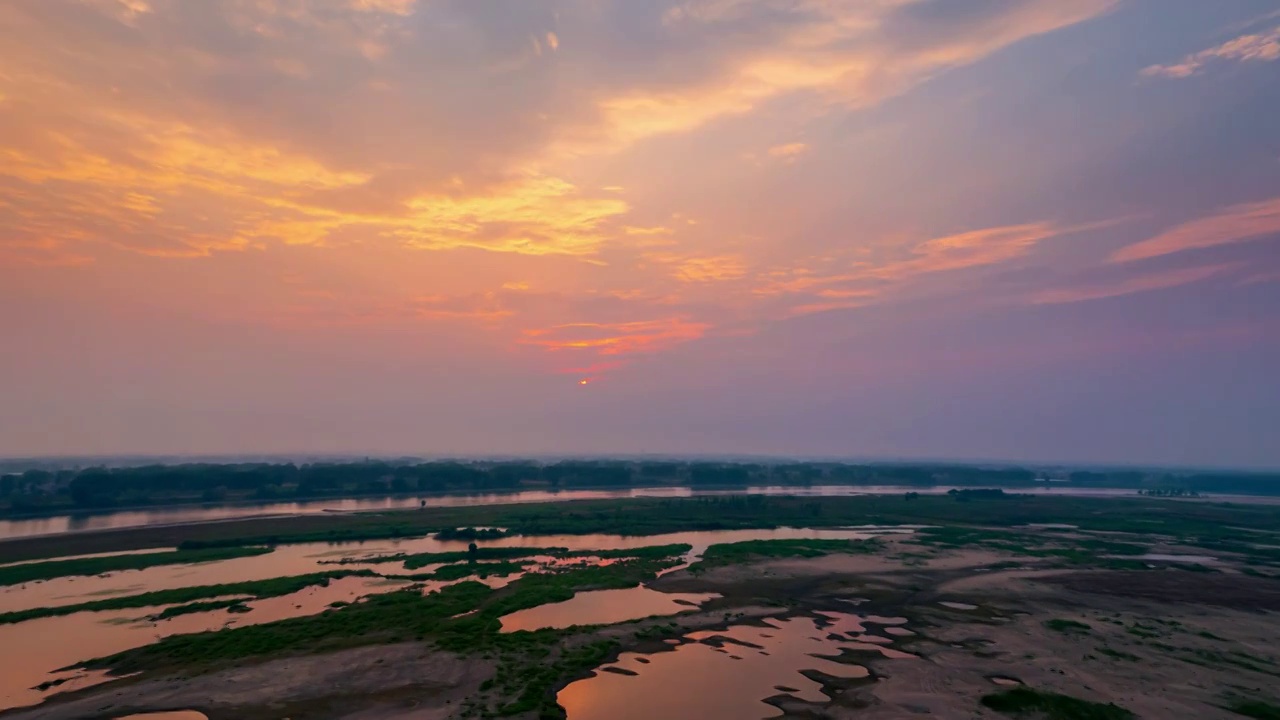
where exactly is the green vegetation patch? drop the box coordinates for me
[1228,700,1280,719]
[429,561,528,581]
[981,687,1134,719]
[87,493,1273,569]
[1097,646,1140,661]
[401,547,566,569]
[0,546,274,587]
[912,527,1148,568]
[85,551,684,667]
[88,548,690,718]
[433,527,508,541]
[352,543,693,570]
[689,538,879,572]
[1045,619,1092,634]
[579,544,692,560]
[0,570,371,625]
[152,599,251,620]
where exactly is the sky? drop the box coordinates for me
[1,0,1278,468]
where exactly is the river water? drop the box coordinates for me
[559,611,917,720]
[0,485,1151,541]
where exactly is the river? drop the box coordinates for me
[0,485,1153,541]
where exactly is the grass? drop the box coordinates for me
[689,538,879,572]
[86,548,689,718]
[981,687,1134,719]
[430,561,528,581]
[911,527,1150,569]
[0,546,274,586]
[1097,647,1140,661]
[152,599,251,620]
[403,547,563,569]
[83,553,684,667]
[1045,619,1092,634]
[338,543,693,571]
[11,492,1280,565]
[1228,700,1280,719]
[0,570,372,625]
[91,580,497,673]
[577,544,691,560]
[1177,648,1279,676]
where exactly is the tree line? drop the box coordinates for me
[0,460,1275,515]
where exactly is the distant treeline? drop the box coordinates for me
[0,460,1276,515]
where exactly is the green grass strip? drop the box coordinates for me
[0,570,372,625]
[689,538,878,572]
[0,546,274,587]
[982,687,1134,719]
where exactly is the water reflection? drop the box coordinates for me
[0,485,1152,541]
[559,613,910,720]
[500,587,720,632]
[1,527,894,615]
[0,526,903,712]
[0,576,408,711]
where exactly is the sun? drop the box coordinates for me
[578,379,590,386]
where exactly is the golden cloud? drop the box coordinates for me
[767,142,808,159]
[520,318,710,357]
[576,0,1118,151]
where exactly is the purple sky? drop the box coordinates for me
[1,0,1278,467]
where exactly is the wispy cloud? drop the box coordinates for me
[568,0,1119,150]
[644,253,749,283]
[767,142,808,160]
[1110,197,1280,263]
[1239,271,1280,287]
[867,223,1062,281]
[412,293,512,323]
[518,317,711,377]
[1033,264,1236,305]
[1141,24,1280,78]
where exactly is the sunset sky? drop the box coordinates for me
[1,0,1278,467]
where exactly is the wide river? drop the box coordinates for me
[0,485,1149,541]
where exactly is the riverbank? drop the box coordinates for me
[4,490,1280,564]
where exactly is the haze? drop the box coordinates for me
[1,0,1278,467]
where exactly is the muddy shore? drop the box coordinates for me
[8,539,1279,720]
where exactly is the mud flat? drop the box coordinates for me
[3,494,1280,720]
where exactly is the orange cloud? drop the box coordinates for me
[867,223,1058,280]
[1,111,628,258]
[644,253,748,283]
[767,142,808,160]
[413,293,513,323]
[347,0,419,15]
[0,237,94,268]
[1142,24,1280,78]
[520,318,709,358]
[673,255,748,283]
[1111,197,1280,263]
[786,288,879,318]
[563,0,1118,152]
